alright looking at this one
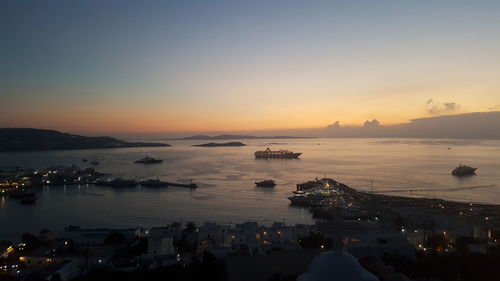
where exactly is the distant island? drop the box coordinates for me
[175,134,309,140]
[0,128,170,151]
[193,141,246,147]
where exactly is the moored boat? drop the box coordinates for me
[288,195,325,206]
[293,177,337,194]
[452,164,477,176]
[254,148,302,159]
[255,179,276,187]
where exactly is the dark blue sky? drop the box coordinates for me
[1,0,500,133]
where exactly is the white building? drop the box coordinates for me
[147,228,175,256]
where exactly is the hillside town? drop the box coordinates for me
[1,211,499,281]
[2,167,500,280]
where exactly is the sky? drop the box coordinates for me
[1,0,500,135]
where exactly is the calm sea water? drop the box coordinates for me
[1,138,500,241]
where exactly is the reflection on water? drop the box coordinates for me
[1,138,500,241]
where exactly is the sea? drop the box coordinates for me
[1,138,500,242]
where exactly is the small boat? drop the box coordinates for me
[140,179,168,187]
[134,155,163,164]
[452,164,477,176]
[255,180,276,187]
[82,158,88,162]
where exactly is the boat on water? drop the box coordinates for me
[255,179,276,187]
[293,177,337,194]
[452,164,477,176]
[95,178,137,187]
[288,178,340,206]
[82,158,88,162]
[134,155,163,164]
[254,148,302,159]
[288,195,325,206]
[140,179,168,187]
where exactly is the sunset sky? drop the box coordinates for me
[1,0,500,134]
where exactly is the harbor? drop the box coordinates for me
[2,164,499,243]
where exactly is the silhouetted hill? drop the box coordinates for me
[176,134,308,140]
[193,142,246,147]
[0,128,170,151]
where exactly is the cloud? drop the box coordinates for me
[363,119,380,128]
[444,102,458,110]
[488,104,500,111]
[326,121,340,129]
[426,100,460,115]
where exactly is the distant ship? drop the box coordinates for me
[254,148,302,159]
[140,179,168,187]
[134,155,163,164]
[452,164,477,176]
[255,179,276,187]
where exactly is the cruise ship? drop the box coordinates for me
[254,148,302,159]
[293,177,338,194]
[288,178,339,205]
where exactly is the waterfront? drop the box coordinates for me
[1,138,500,241]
